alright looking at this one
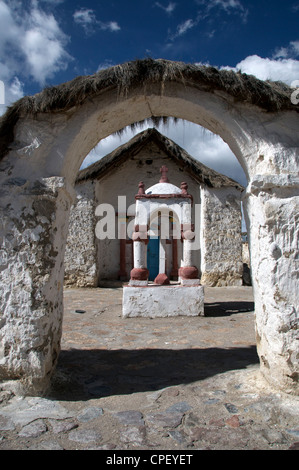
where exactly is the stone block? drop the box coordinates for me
[122,285,204,318]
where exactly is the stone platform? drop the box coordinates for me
[122,284,204,318]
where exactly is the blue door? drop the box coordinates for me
[147,237,160,281]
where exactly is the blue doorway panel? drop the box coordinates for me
[147,237,160,281]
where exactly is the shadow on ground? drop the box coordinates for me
[204,301,254,317]
[48,346,259,402]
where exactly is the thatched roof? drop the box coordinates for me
[76,127,243,190]
[0,58,297,159]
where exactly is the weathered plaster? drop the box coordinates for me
[0,176,74,394]
[64,181,98,287]
[122,285,205,318]
[200,186,243,286]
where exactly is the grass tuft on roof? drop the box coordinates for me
[0,58,297,158]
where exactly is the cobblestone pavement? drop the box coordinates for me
[0,285,298,451]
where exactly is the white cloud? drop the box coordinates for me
[105,21,121,32]
[195,0,249,23]
[217,39,299,85]
[73,7,120,35]
[169,0,247,42]
[21,7,71,84]
[201,0,248,21]
[0,1,72,87]
[155,2,177,14]
[273,40,299,59]
[0,76,24,116]
[169,18,197,40]
[208,0,244,10]
[73,8,97,34]
[177,19,195,36]
[0,1,20,50]
[97,60,115,72]
[222,54,299,85]
[38,0,65,4]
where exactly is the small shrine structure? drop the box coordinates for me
[122,165,204,317]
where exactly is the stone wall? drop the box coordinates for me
[200,186,243,286]
[0,176,74,395]
[64,181,98,287]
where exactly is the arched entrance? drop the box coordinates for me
[0,59,298,395]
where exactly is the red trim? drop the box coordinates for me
[135,193,192,201]
[154,273,170,285]
[130,268,149,280]
[179,266,199,279]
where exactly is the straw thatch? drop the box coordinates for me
[76,127,244,190]
[0,58,297,159]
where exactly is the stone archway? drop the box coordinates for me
[0,59,298,395]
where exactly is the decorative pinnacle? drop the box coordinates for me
[180,181,188,195]
[137,181,145,195]
[159,165,169,183]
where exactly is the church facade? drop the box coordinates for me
[64,128,244,288]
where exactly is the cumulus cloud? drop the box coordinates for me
[0,0,72,88]
[21,7,71,85]
[220,47,299,85]
[73,7,120,35]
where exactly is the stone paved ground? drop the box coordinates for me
[0,285,298,451]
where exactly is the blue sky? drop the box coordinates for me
[0,0,299,186]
